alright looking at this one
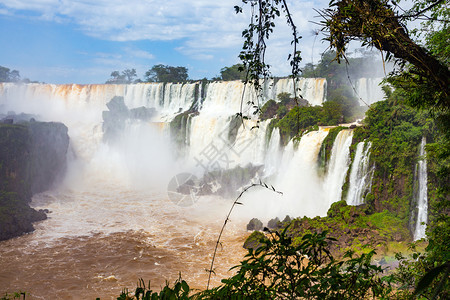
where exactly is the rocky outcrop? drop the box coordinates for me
[197,164,263,198]
[0,121,69,241]
[102,96,156,142]
[28,122,70,194]
[244,200,411,258]
[243,231,266,251]
[267,217,281,229]
[246,218,263,231]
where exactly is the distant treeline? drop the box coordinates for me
[0,66,36,83]
[105,63,248,84]
[105,49,384,84]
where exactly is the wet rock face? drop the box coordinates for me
[102,96,156,143]
[0,121,69,241]
[197,164,264,199]
[267,217,281,229]
[28,122,70,194]
[247,218,263,231]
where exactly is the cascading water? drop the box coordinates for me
[264,128,282,176]
[346,141,373,206]
[413,137,428,241]
[0,79,351,298]
[324,129,354,207]
[354,78,385,106]
[237,128,331,220]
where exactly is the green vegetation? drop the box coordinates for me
[236,0,449,296]
[262,92,349,145]
[116,230,392,300]
[145,64,189,83]
[351,86,435,223]
[318,126,345,171]
[106,69,139,84]
[303,50,378,119]
[0,292,25,300]
[214,64,247,81]
[282,201,410,257]
[0,66,21,82]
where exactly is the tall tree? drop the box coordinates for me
[319,0,449,112]
[144,64,188,83]
[105,69,137,84]
[236,0,449,297]
[219,64,247,81]
[0,66,21,82]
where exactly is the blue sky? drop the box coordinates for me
[0,0,335,84]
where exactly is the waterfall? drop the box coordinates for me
[324,129,354,207]
[238,128,330,220]
[346,141,373,206]
[0,79,390,298]
[278,129,331,216]
[354,78,385,106]
[0,79,326,120]
[413,137,428,240]
[264,128,282,176]
[1,79,337,221]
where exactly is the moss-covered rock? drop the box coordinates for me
[246,218,263,231]
[243,200,412,258]
[260,99,279,121]
[243,231,267,251]
[318,126,345,172]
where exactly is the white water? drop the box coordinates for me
[0,80,354,220]
[413,137,428,241]
[264,128,282,176]
[346,141,373,206]
[0,80,357,298]
[354,78,385,106]
[237,128,331,220]
[324,129,354,207]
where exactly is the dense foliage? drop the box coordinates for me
[262,91,351,145]
[214,64,247,81]
[144,64,189,83]
[115,230,392,300]
[106,69,139,84]
[0,66,21,82]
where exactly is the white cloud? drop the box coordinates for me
[124,48,155,60]
[1,0,332,69]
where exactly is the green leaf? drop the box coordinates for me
[181,280,189,293]
[414,263,449,296]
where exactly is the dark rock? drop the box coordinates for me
[247,218,263,231]
[2,112,39,123]
[267,217,280,229]
[243,231,266,250]
[197,182,213,196]
[198,164,263,198]
[106,96,129,113]
[227,115,243,144]
[28,122,69,194]
[129,106,156,120]
[0,121,69,241]
[177,179,198,195]
[102,96,158,143]
[282,215,291,223]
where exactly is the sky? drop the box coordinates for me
[0,0,338,84]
